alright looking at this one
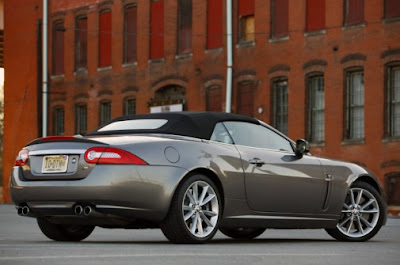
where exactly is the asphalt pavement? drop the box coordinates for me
[0,204,399,265]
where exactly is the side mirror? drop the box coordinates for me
[295,139,310,157]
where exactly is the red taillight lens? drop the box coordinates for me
[15,149,29,166]
[84,147,147,165]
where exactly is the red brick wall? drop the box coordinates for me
[3,0,400,207]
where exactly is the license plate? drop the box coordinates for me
[42,155,69,173]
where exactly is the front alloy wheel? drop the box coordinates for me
[161,174,221,244]
[326,181,386,242]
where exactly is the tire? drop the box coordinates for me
[160,173,222,244]
[37,218,95,241]
[325,181,386,242]
[219,227,266,240]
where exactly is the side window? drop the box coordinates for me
[223,121,293,152]
[210,123,233,144]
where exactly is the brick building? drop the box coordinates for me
[3,0,400,214]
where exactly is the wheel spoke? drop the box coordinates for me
[184,211,194,221]
[197,215,204,236]
[357,216,364,235]
[360,199,376,210]
[350,189,356,206]
[183,205,192,211]
[198,186,209,205]
[200,194,216,206]
[199,212,213,227]
[202,210,218,217]
[339,215,352,227]
[192,183,199,203]
[347,216,354,233]
[356,189,363,205]
[343,203,351,210]
[360,216,373,228]
[186,192,196,205]
[360,209,378,214]
[191,213,199,234]
[342,210,352,213]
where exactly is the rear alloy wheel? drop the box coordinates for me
[326,181,386,242]
[37,218,95,241]
[161,174,221,244]
[219,227,266,240]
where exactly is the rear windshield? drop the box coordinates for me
[98,119,168,132]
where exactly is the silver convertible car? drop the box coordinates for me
[10,112,386,243]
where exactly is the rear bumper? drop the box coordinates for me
[10,164,188,223]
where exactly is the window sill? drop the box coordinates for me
[269,36,289,43]
[309,141,325,148]
[304,29,326,37]
[236,41,255,48]
[205,47,223,54]
[342,23,366,30]
[50,74,65,80]
[341,139,365,146]
[97,66,112,72]
[382,17,400,24]
[382,136,400,143]
[175,53,193,60]
[148,58,165,64]
[122,62,138,68]
[74,68,88,75]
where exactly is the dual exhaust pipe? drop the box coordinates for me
[17,204,99,217]
[74,204,96,217]
[17,206,30,216]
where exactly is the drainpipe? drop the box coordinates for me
[42,0,48,137]
[225,0,233,113]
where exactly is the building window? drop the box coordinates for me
[306,0,325,32]
[52,20,64,75]
[206,86,222,112]
[344,0,364,26]
[385,173,400,206]
[75,16,87,70]
[150,0,164,59]
[385,0,400,19]
[123,98,136,115]
[99,101,111,126]
[345,69,364,140]
[271,78,288,135]
[207,0,223,49]
[238,0,255,43]
[178,0,192,54]
[307,74,325,142]
[53,107,64,136]
[271,0,289,39]
[124,4,137,63]
[237,82,255,117]
[386,64,400,137]
[75,104,87,135]
[99,10,112,68]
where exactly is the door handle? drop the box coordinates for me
[249,158,265,166]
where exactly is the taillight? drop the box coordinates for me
[15,149,29,166]
[84,147,147,165]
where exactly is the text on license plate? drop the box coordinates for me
[42,155,69,173]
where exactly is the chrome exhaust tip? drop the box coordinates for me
[74,205,83,215]
[17,206,23,216]
[21,206,30,216]
[83,206,92,216]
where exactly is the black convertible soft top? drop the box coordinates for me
[86,111,260,140]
